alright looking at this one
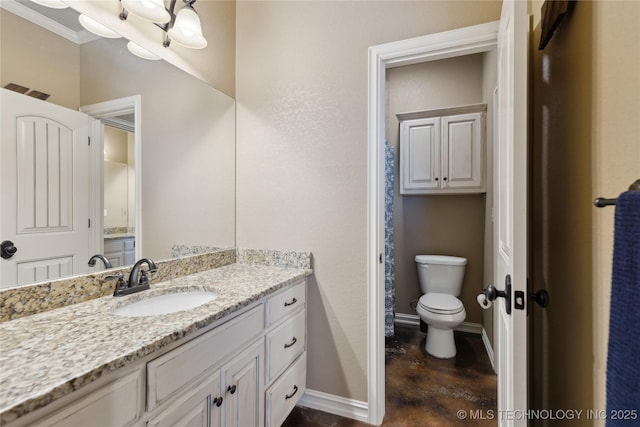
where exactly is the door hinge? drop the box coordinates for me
[88,218,91,228]
[88,136,91,146]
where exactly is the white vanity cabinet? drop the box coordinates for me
[399,107,485,195]
[264,282,307,427]
[15,279,307,427]
[104,236,135,267]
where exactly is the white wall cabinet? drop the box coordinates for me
[399,108,485,195]
[19,280,307,427]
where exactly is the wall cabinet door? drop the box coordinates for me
[222,342,264,427]
[399,117,440,194]
[441,113,483,191]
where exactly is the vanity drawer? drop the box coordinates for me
[147,304,264,411]
[266,309,306,383]
[267,281,305,326]
[265,353,306,427]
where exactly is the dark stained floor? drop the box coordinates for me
[282,323,497,426]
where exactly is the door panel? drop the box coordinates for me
[494,1,529,425]
[1,88,93,287]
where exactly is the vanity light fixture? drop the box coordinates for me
[121,0,170,24]
[120,0,207,50]
[30,0,68,9]
[166,2,207,49]
[79,14,122,39]
[127,41,162,60]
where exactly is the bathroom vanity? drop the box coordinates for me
[0,252,310,427]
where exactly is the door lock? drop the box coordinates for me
[1,241,17,259]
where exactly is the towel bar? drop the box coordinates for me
[594,179,640,208]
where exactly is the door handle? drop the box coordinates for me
[1,241,17,259]
[481,275,512,314]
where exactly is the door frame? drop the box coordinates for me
[80,95,142,261]
[366,21,499,425]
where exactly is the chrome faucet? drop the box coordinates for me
[111,258,158,297]
[88,254,113,269]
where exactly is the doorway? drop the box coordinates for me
[80,95,142,263]
[366,22,500,425]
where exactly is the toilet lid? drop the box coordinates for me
[419,293,464,314]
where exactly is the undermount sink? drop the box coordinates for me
[113,291,218,317]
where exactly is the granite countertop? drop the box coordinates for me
[0,263,311,424]
[103,233,135,240]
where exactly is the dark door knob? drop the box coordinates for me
[1,241,17,259]
[530,289,549,308]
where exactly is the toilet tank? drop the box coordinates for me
[415,255,467,296]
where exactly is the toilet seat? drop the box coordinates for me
[418,293,464,315]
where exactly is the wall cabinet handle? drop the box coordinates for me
[284,297,297,307]
[227,384,236,394]
[284,337,298,349]
[212,396,223,407]
[285,385,299,400]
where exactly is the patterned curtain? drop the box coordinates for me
[385,143,396,337]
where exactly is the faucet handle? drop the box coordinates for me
[105,273,128,295]
[139,270,150,286]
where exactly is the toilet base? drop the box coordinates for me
[425,326,456,359]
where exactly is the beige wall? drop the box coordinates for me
[591,0,640,420]
[80,37,236,260]
[0,10,80,109]
[530,0,640,421]
[386,55,488,326]
[104,126,129,164]
[235,0,501,401]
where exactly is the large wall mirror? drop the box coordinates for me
[0,0,235,288]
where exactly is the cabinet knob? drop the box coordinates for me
[443,177,448,181]
[435,177,439,181]
[227,384,237,394]
[213,396,223,407]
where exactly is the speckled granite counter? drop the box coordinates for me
[103,233,135,240]
[0,262,311,424]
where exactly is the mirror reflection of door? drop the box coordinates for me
[102,120,135,268]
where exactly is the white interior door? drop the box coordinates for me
[494,1,529,425]
[1,88,93,288]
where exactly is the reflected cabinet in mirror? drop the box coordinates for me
[0,3,235,288]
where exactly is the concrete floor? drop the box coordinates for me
[282,323,497,426]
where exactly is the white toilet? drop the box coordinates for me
[415,255,467,359]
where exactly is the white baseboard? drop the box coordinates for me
[297,389,369,423]
[394,312,419,326]
[481,327,496,372]
[394,313,483,335]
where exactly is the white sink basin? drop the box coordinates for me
[113,291,218,317]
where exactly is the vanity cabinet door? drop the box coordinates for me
[222,341,264,427]
[147,372,220,427]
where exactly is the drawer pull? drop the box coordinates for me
[227,385,237,394]
[284,297,297,307]
[213,396,224,407]
[285,385,299,400]
[284,337,298,349]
